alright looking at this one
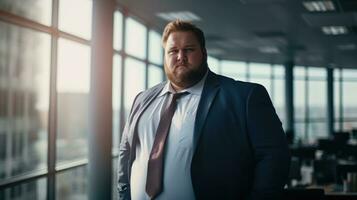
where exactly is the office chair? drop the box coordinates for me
[336,163,357,185]
[314,159,337,185]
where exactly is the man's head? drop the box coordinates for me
[162,20,208,91]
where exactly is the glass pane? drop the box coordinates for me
[294,122,306,143]
[308,67,326,79]
[124,58,146,118]
[294,66,306,79]
[273,65,284,78]
[56,166,88,200]
[334,76,341,120]
[148,65,163,88]
[0,0,52,26]
[57,38,91,93]
[343,81,357,118]
[307,122,328,143]
[342,69,357,81]
[249,62,271,77]
[0,177,46,200]
[334,68,341,81]
[113,11,123,50]
[294,79,306,120]
[343,121,357,131]
[57,38,91,163]
[112,55,122,154]
[308,80,327,119]
[148,30,163,65]
[273,79,285,129]
[59,0,93,40]
[221,60,247,81]
[334,122,340,132]
[207,56,220,74]
[125,17,147,59]
[0,22,50,179]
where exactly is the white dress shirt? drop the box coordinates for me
[130,72,208,200]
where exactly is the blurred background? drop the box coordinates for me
[0,0,357,199]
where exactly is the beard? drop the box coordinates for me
[164,59,208,90]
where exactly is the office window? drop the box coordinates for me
[307,68,327,119]
[148,30,163,65]
[124,58,146,117]
[294,67,307,141]
[342,69,357,119]
[0,22,50,179]
[272,65,286,129]
[0,177,46,200]
[334,69,341,131]
[113,11,123,51]
[249,63,272,96]
[308,67,327,139]
[56,167,88,200]
[125,17,147,59]
[221,60,247,81]
[207,56,220,74]
[0,0,52,26]
[294,67,328,143]
[57,38,91,163]
[342,69,357,130]
[294,67,306,119]
[59,0,92,40]
[112,55,122,153]
[148,65,163,88]
[249,62,271,77]
[307,122,327,141]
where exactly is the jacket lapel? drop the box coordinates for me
[128,82,166,146]
[193,71,220,150]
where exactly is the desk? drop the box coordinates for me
[325,192,357,200]
[307,184,357,200]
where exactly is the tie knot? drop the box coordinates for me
[172,91,188,100]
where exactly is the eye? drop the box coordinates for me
[168,49,178,55]
[185,48,194,52]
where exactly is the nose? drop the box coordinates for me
[177,50,187,62]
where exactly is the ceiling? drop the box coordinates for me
[117,0,357,69]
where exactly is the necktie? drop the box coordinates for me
[146,92,187,199]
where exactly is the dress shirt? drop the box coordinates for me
[130,71,208,200]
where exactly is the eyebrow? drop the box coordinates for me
[184,44,197,48]
[167,44,198,50]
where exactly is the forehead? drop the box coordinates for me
[165,31,200,47]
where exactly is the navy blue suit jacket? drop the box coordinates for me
[118,70,290,200]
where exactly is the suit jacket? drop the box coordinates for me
[118,70,290,200]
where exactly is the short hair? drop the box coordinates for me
[162,20,206,50]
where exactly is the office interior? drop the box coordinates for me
[0,0,357,199]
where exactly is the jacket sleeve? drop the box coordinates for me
[117,121,131,200]
[117,93,142,200]
[246,84,291,200]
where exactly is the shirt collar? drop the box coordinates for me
[158,70,208,97]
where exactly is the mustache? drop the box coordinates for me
[174,61,188,67]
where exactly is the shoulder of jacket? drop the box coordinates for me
[132,81,166,106]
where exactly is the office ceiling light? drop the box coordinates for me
[156,11,201,21]
[258,46,280,54]
[322,26,348,35]
[303,1,335,12]
[337,44,356,51]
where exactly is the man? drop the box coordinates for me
[118,20,290,200]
